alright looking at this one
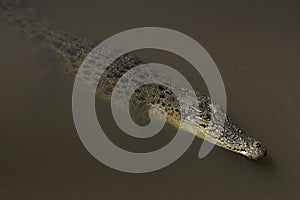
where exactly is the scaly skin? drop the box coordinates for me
[0,0,267,159]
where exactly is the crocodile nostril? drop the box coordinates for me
[255,142,262,148]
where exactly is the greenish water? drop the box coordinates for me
[0,0,300,199]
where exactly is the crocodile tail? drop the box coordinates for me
[0,0,28,15]
[0,0,36,25]
[0,0,96,77]
[1,0,33,27]
[0,0,54,43]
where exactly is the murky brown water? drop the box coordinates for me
[1,0,300,199]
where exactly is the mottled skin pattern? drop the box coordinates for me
[0,0,267,159]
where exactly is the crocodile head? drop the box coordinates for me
[187,99,267,160]
[241,137,267,159]
[220,120,267,160]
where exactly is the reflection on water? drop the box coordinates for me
[1,0,300,199]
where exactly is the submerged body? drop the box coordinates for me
[0,1,267,159]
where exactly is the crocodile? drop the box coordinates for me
[0,0,267,159]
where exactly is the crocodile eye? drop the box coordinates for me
[200,114,210,120]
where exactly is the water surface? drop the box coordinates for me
[1,0,300,199]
